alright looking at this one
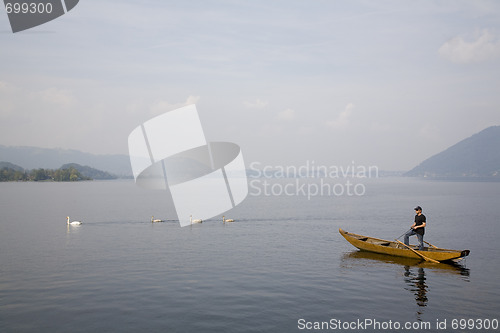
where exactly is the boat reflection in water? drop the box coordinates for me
[341,251,470,319]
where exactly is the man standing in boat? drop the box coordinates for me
[404,206,426,250]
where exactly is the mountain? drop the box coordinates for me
[0,161,24,172]
[0,145,132,177]
[405,125,500,179]
[60,163,117,180]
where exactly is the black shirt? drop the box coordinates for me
[414,214,426,235]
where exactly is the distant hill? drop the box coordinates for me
[1,162,92,182]
[405,125,500,179]
[0,145,132,177]
[60,163,117,180]
[0,161,24,172]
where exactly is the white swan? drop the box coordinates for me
[223,216,235,223]
[66,216,82,225]
[190,215,202,224]
[151,216,164,223]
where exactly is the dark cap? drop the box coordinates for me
[414,206,422,211]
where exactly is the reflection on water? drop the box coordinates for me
[404,266,428,318]
[66,223,82,234]
[341,250,470,320]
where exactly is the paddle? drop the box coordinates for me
[395,240,440,263]
[424,240,438,248]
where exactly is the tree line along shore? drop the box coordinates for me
[0,166,91,182]
[0,162,118,182]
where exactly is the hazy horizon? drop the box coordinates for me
[1,123,498,173]
[2,1,500,170]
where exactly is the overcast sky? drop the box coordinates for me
[1,0,500,170]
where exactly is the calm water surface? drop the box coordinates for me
[0,178,499,332]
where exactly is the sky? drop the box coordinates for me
[1,0,500,171]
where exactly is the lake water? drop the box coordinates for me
[0,178,499,332]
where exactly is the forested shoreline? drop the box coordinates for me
[0,166,91,182]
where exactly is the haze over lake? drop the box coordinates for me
[1,178,498,332]
[3,2,500,331]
